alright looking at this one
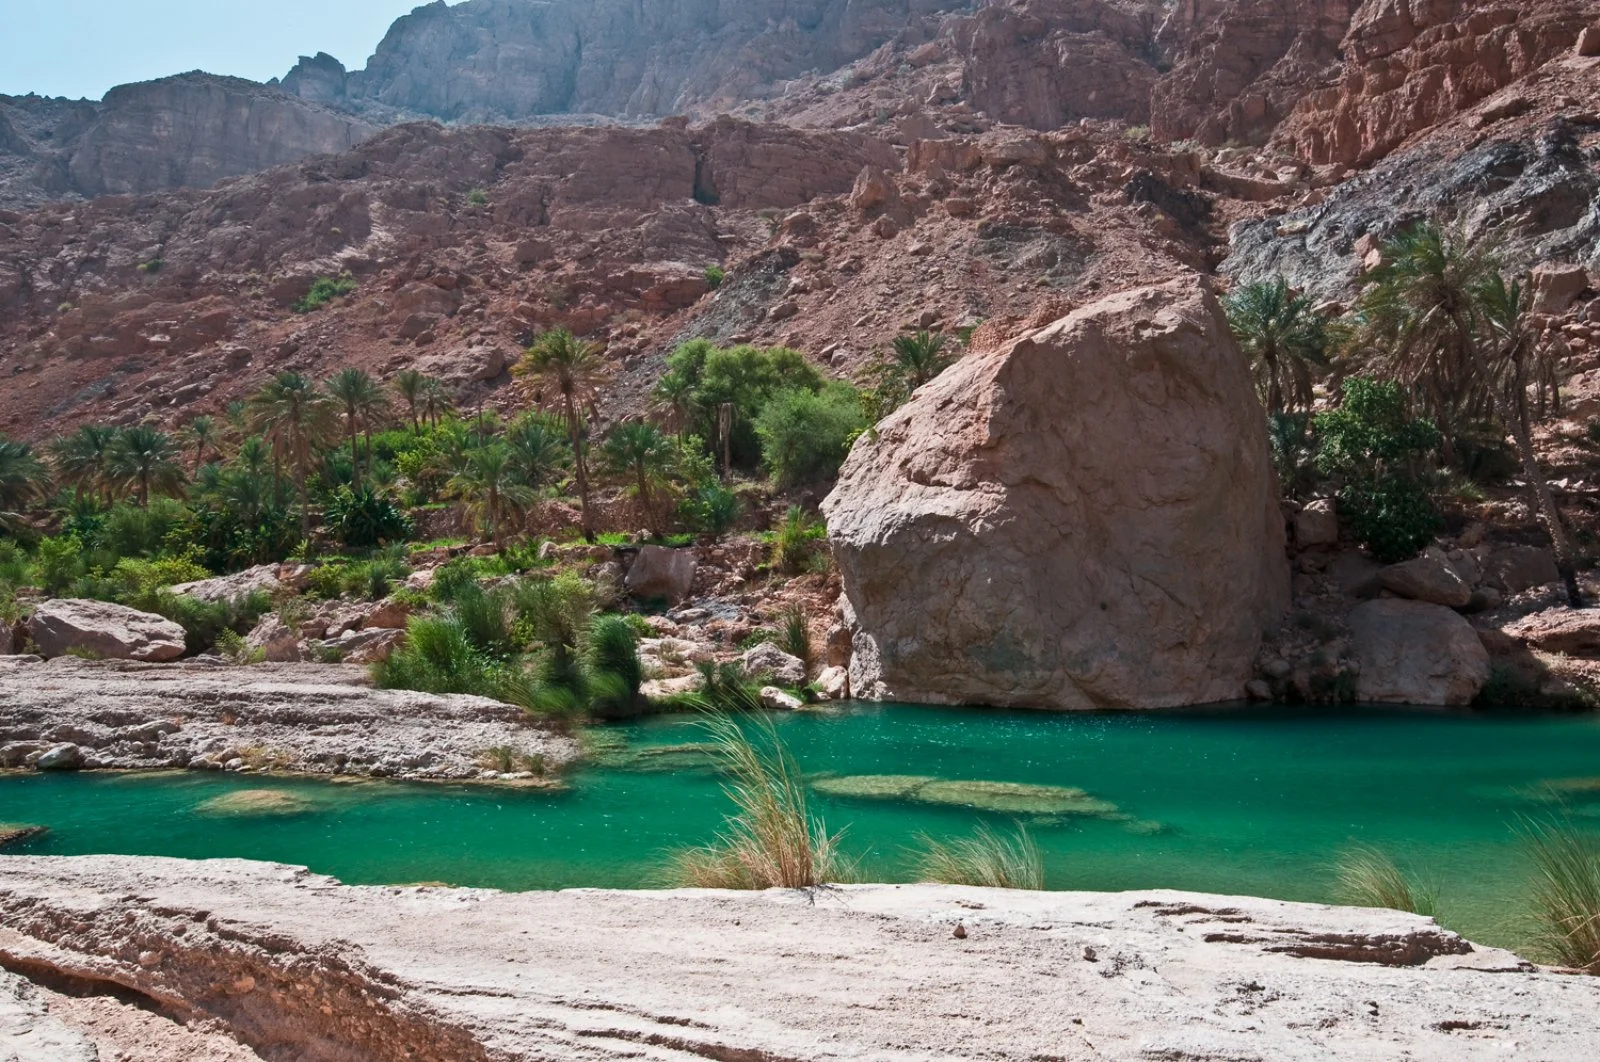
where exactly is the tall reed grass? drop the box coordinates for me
[670,711,850,889]
[1333,844,1436,916]
[1521,816,1600,972]
[917,823,1044,890]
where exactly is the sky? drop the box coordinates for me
[0,0,430,100]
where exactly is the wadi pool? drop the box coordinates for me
[3,703,1599,953]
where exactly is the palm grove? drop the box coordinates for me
[1227,222,1586,606]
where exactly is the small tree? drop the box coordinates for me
[108,426,187,508]
[515,329,605,540]
[1225,277,1340,414]
[448,443,536,546]
[392,369,428,432]
[601,422,673,534]
[326,368,391,490]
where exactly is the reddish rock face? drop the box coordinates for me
[1274,0,1600,165]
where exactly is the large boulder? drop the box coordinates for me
[169,564,281,604]
[1378,547,1472,608]
[625,546,697,604]
[741,642,807,686]
[822,279,1289,709]
[27,600,187,663]
[1482,546,1560,595]
[1349,600,1490,706]
[1501,607,1600,657]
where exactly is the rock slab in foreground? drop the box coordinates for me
[26,599,187,662]
[0,856,1595,1061]
[824,278,1290,709]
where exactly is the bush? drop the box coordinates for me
[466,188,490,207]
[584,614,644,718]
[324,486,413,550]
[917,824,1044,890]
[1315,378,1441,563]
[36,536,84,595]
[704,264,726,289]
[293,273,357,314]
[769,506,825,575]
[1521,816,1600,972]
[374,614,503,698]
[681,483,742,538]
[152,589,270,656]
[754,382,868,488]
[454,583,518,659]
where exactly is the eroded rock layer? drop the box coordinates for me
[823,278,1290,709]
[0,857,1596,1061]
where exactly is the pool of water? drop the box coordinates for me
[3,703,1599,951]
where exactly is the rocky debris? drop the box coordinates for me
[169,564,282,604]
[1482,545,1561,595]
[639,673,707,701]
[244,614,305,663]
[1292,498,1340,547]
[0,658,576,780]
[1378,546,1473,608]
[26,599,187,663]
[740,642,807,686]
[0,970,98,1062]
[624,546,697,604]
[1349,599,1490,706]
[1501,606,1600,656]
[318,627,407,665]
[824,279,1289,710]
[0,858,1595,1061]
[33,743,85,772]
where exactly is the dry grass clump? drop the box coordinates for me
[670,712,851,890]
[917,823,1044,890]
[1521,816,1600,973]
[1333,844,1437,916]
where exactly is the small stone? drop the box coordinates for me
[35,744,84,772]
[952,924,967,940]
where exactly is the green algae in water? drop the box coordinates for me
[809,774,1120,818]
[590,742,719,773]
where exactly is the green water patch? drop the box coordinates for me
[3,703,1600,954]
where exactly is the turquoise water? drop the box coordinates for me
[3,703,1599,951]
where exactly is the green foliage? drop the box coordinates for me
[584,614,645,719]
[466,188,490,207]
[1267,412,1319,500]
[454,583,518,659]
[36,536,84,595]
[342,553,410,601]
[704,264,726,289]
[1520,816,1600,972]
[769,506,826,575]
[681,482,742,539]
[778,604,813,676]
[1225,277,1340,414]
[657,340,824,470]
[324,486,413,550]
[374,614,502,698]
[754,383,868,488]
[151,590,270,656]
[1314,378,1441,563]
[917,824,1044,890]
[293,273,357,313]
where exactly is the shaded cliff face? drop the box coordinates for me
[334,0,976,121]
[0,75,378,208]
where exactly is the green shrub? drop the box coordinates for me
[769,506,825,575]
[324,486,413,550]
[704,264,726,289]
[917,824,1044,890]
[779,603,812,675]
[1521,816,1600,972]
[585,614,644,718]
[374,614,503,698]
[1315,378,1442,563]
[293,273,358,314]
[36,536,84,595]
[1337,475,1441,564]
[1333,844,1436,916]
[342,555,409,601]
[754,382,868,488]
[681,483,741,538]
[152,589,270,656]
[454,583,518,659]
[466,188,490,207]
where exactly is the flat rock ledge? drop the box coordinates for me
[0,657,576,780]
[1,857,1596,1061]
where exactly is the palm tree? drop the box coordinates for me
[49,425,118,504]
[447,443,537,546]
[326,368,391,489]
[515,329,605,540]
[1359,223,1583,606]
[601,421,672,534]
[180,415,218,472]
[0,435,49,531]
[651,367,697,439]
[392,369,427,433]
[247,372,337,534]
[1224,278,1339,414]
[108,425,186,507]
[504,412,569,491]
[889,331,954,390]
[419,378,452,430]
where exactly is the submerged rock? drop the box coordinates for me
[195,790,315,817]
[810,774,1120,817]
[0,823,47,849]
[824,279,1289,710]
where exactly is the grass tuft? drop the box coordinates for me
[669,712,850,889]
[1520,816,1600,972]
[917,823,1044,890]
[1333,843,1437,916]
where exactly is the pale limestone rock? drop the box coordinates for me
[244,615,306,664]
[759,687,804,711]
[168,564,281,604]
[1293,499,1339,547]
[0,858,1595,1061]
[1501,607,1600,657]
[740,642,807,686]
[816,665,851,701]
[1349,599,1490,706]
[823,279,1289,710]
[27,600,187,663]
